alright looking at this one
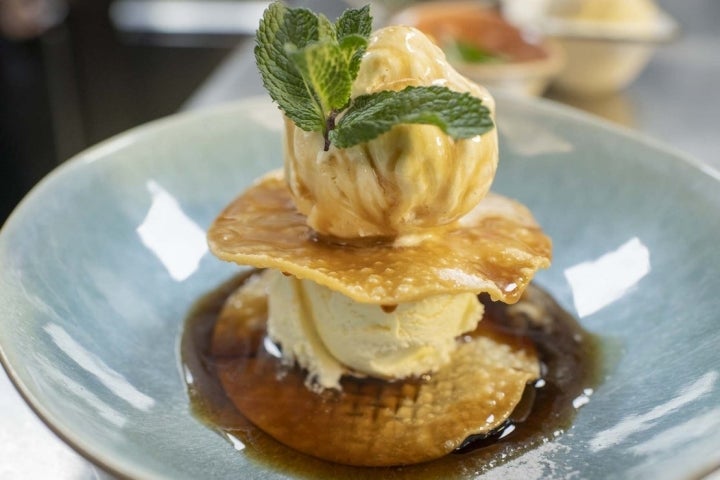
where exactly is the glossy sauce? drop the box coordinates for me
[380,304,398,313]
[181,273,601,478]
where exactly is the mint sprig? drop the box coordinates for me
[255,2,494,151]
[330,86,494,148]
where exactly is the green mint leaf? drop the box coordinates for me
[281,5,320,47]
[336,5,372,39]
[317,13,336,41]
[254,3,325,131]
[446,40,505,64]
[255,3,496,152]
[288,41,352,118]
[330,86,494,148]
[339,33,368,80]
[336,5,371,78]
[255,1,375,147]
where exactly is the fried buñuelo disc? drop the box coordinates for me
[211,272,540,466]
[208,171,551,305]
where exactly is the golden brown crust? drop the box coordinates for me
[207,172,551,305]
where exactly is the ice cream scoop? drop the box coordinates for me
[265,270,483,390]
[284,25,499,240]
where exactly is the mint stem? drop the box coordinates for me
[323,111,338,151]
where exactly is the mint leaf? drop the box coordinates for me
[336,5,372,39]
[317,13,335,41]
[330,86,494,148]
[336,6,371,79]
[255,2,373,147]
[255,3,325,131]
[289,41,352,118]
[255,3,495,153]
[446,40,505,64]
[339,33,368,80]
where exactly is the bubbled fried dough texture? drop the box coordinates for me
[211,276,540,466]
[207,172,551,305]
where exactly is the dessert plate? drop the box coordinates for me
[1,95,719,479]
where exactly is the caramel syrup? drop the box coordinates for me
[181,273,601,478]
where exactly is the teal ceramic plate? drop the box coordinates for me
[1,96,719,479]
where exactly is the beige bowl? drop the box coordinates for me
[544,10,678,96]
[390,1,565,96]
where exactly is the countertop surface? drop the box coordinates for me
[1,0,718,478]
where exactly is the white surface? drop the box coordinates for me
[0,372,102,480]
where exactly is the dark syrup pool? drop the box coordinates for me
[181,272,601,478]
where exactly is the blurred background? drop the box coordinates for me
[0,0,233,222]
[1,0,718,224]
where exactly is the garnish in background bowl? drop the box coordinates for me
[391,1,565,96]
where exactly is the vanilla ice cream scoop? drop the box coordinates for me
[265,270,483,390]
[284,26,498,239]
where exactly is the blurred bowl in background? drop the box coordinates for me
[545,13,678,96]
[391,1,564,97]
[503,0,679,97]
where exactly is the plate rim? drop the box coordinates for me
[1,93,719,479]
